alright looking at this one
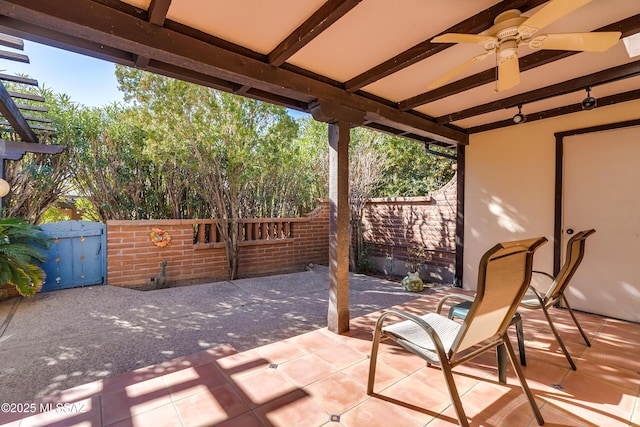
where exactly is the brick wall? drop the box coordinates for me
[2,181,457,297]
[361,175,457,284]
[107,201,330,287]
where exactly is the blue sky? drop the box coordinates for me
[2,40,309,118]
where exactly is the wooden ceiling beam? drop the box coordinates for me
[143,60,310,110]
[148,0,171,26]
[0,0,467,144]
[345,0,547,92]
[399,14,640,111]
[439,61,640,124]
[469,88,640,133]
[0,17,136,66]
[268,0,362,67]
[134,1,172,70]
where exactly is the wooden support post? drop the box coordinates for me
[311,100,364,334]
[327,121,350,333]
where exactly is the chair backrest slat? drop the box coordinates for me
[452,237,547,353]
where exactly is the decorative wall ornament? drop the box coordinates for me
[150,228,172,247]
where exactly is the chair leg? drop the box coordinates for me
[542,305,577,370]
[440,361,470,427]
[367,329,383,395]
[562,296,591,347]
[515,314,526,366]
[497,344,507,384]
[503,335,545,426]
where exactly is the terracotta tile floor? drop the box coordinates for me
[1,290,638,426]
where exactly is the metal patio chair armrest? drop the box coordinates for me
[532,270,555,281]
[436,293,476,314]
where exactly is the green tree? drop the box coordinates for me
[116,66,300,278]
[375,137,455,197]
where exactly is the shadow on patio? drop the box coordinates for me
[0,268,638,426]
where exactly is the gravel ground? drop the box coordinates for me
[0,266,431,403]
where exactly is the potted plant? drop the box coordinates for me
[0,217,49,297]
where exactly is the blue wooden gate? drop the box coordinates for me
[40,220,106,291]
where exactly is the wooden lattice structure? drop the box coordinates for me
[0,33,64,211]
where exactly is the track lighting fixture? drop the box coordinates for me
[582,86,597,110]
[512,104,526,124]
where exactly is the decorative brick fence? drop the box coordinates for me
[0,177,458,299]
[105,174,456,289]
[360,176,457,284]
[106,202,330,288]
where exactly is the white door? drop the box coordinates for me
[563,126,640,322]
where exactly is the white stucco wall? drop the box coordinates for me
[464,99,640,291]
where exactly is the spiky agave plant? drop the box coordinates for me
[0,217,49,297]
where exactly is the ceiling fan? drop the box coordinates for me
[427,0,621,92]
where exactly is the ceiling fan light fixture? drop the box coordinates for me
[582,86,597,110]
[498,39,518,58]
[512,104,526,124]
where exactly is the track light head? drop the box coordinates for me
[582,86,597,110]
[512,104,526,124]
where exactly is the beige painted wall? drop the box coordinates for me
[464,99,640,292]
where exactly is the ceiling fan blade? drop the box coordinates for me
[518,0,591,37]
[427,52,491,90]
[496,54,520,92]
[529,32,622,52]
[431,33,497,45]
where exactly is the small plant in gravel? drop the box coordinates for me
[0,217,49,297]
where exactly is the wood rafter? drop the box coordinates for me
[8,91,44,102]
[469,88,640,133]
[16,103,48,112]
[268,0,362,67]
[0,32,21,49]
[0,48,28,63]
[134,1,172,68]
[345,0,547,92]
[439,61,640,124]
[0,81,37,142]
[148,0,171,26]
[0,0,467,144]
[0,73,37,85]
[0,139,63,160]
[398,14,640,111]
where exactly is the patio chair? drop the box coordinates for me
[368,237,547,427]
[519,229,595,370]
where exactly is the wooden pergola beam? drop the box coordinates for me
[0,139,63,160]
[0,72,37,85]
[439,61,640,124]
[345,0,548,92]
[0,81,37,142]
[398,14,640,111]
[148,0,171,26]
[268,0,362,67]
[0,32,21,49]
[0,48,28,63]
[0,0,467,145]
[468,88,640,133]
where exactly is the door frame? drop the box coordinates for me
[554,118,640,273]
